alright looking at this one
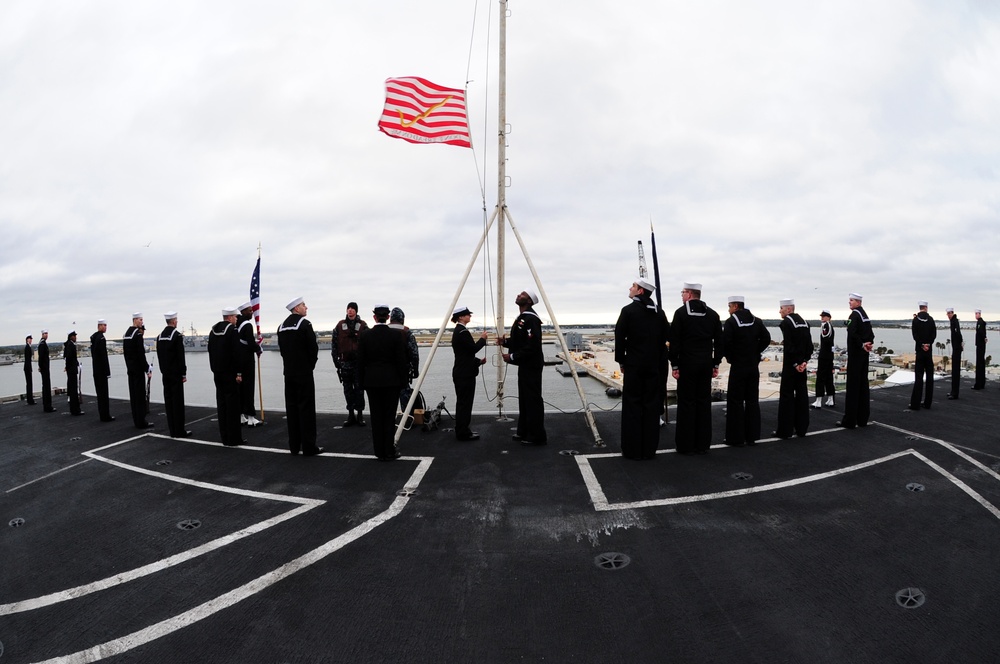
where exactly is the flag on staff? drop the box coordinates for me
[378,76,472,148]
[250,257,263,344]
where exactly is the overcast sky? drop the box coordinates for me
[2,1,998,345]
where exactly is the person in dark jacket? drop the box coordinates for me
[909,301,936,410]
[614,278,669,459]
[813,310,836,408]
[38,329,55,412]
[359,304,410,460]
[237,302,263,426]
[208,307,244,446]
[669,282,722,454]
[973,309,987,390]
[838,293,874,429]
[91,320,114,421]
[332,302,369,427]
[451,305,488,441]
[64,330,83,416]
[722,296,770,447]
[277,297,324,456]
[389,307,421,413]
[157,312,189,438]
[123,314,153,428]
[946,308,963,399]
[23,334,35,405]
[500,289,547,445]
[774,299,810,439]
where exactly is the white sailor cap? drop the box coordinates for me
[525,289,540,305]
[452,305,472,321]
[286,296,305,311]
[820,309,832,317]
[975,308,982,314]
[848,293,863,301]
[946,307,954,313]
[41,329,48,333]
[67,329,76,336]
[780,298,795,307]
[238,301,252,311]
[728,295,744,304]
[636,278,655,292]
[164,311,178,321]
[97,319,107,325]
[132,312,143,319]
[683,282,703,291]
[917,301,928,308]
[222,306,239,317]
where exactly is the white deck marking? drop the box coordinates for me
[34,457,433,664]
[5,459,94,494]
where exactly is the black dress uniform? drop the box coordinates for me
[64,334,82,415]
[38,336,54,412]
[359,319,410,460]
[949,313,963,398]
[669,300,722,454]
[775,312,811,438]
[278,310,322,455]
[451,321,487,441]
[815,319,836,404]
[157,325,188,437]
[91,329,113,421]
[237,312,262,420]
[615,295,669,459]
[23,339,35,405]
[973,316,987,390]
[909,309,936,409]
[841,305,875,428]
[123,324,152,428]
[502,307,547,444]
[208,320,243,446]
[722,307,770,446]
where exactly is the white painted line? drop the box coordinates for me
[5,459,94,494]
[873,421,1000,484]
[907,449,1000,520]
[33,458,432,664]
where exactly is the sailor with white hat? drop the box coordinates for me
[156,310,189,437]
[910,300,936,410]
[38,328,54,412]
[208,307,245,446]
[775,298,811,438]
[91,318,114,421]
[839,292,875,428]
[499,288,548,444]
[123,312,153,429]
[973,308,987,390]
[277,298,325,456]
[722,295,771,445]
[670,281,722,454]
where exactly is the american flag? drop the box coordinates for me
[249,257,263,344]
[378,77,471,148]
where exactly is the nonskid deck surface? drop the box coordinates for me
[2,380,998,663]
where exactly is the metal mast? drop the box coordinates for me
[494,0,509,418]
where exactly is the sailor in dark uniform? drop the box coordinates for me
[277,297,324,456]
[946,308,963,399]
[973,309,987,390]
[451,305,488,441]
[156,312,189,438]
[614,278,669,459]
[774,299,811,439]
[23,335,35,405]
[123,313,153,428]
[500,289,547,445]
[64,330,83,416]
[38,329,55,412]
[358,304,410,460]
[208,307,244,446]
[91,320,114,421]
[237,302,263,426]
[813,309,836,408]
[669,282,722,454]
[722,295,770,447]
[838,293,874,429]
[909,301,936,410]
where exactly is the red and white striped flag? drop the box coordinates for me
[378,76,471,148]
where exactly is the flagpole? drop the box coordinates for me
[649,219,668,423]
[254,243,265,422]
[494,0,508,421]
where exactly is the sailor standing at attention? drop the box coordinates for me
[774,299,810,439]
[208,307,245,447]
[500,289,548,446]
[358,304,410,460]
[23,334,35,405]
[813,310,836,409]
[973,309,987,390]
[614,277,669,459]
[909,301,936,410]
[91,320,114,421]
[669,282,722,455]
[946,307,963,399]
[123,313,154,429]
[838,293,874,429]
[722,295,769,447]
[237,302,263,426]
[451,305,488,442]
[38,329,55,413]
[64,330,83,416]
[277,297,324,456]
[157,312,190,438]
